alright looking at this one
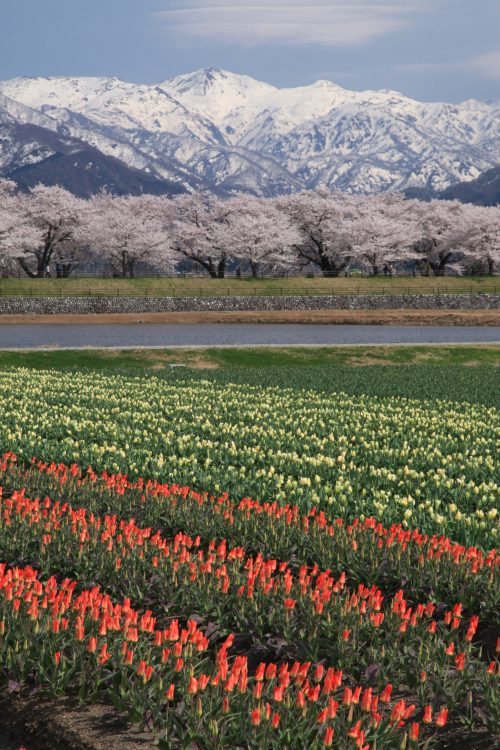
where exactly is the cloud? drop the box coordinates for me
[468,51,500,80]
[155,1,429,47]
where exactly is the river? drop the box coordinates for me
[0,323,498,349]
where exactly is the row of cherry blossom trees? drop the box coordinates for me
[0,180,499,278]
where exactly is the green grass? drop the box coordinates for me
[0,275,498,297]
[0,344,498,370]
[0,349,162,371]
[203,344,500,367]
[1,345,498,406]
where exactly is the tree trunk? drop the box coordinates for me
[188,255,218,278]
[120,250,127,278]
[55,262,78,278]
[205,258,218,278]
[318,245,350,277]
[17,258,37,278]
[18,251,50,278]
[217,254,227,279]
[38,228,57,277]
[320,258,350,277]
[427,247,452,276]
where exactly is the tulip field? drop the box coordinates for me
[0,367,498,749]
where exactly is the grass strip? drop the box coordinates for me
[0,275,498,297]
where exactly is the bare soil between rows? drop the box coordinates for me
[1,309,500,326]
[1,690,498,750]
[0,691,155,750]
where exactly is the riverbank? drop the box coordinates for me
[1,309,500,326]
[0,293,498,317]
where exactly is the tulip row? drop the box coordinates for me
[0,562,465,749]
[1,477,499,741]
[1,453,498,626]
[0,369,497,547]
[1,486,490,686]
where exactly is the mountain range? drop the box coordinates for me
[0,68,499,199]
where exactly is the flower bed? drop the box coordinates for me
[0,455,498,747]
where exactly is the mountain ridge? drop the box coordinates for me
[1,68,499,197]
[406,165,500,206]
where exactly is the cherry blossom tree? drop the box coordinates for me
[2,183,499,280]
[276,190,355,276]
[410,199,473,276]
[88,193,172,277]
[13,185,88,277]
[345,194,421,276]
[0,180,40,276]
[168,193,233,278]
[459,204,500,275]
[0,180,21,261]
[0,178,17,202]
[223,196,300,277]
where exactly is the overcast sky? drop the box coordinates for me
[1,0,499,102]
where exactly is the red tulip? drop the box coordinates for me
[435,708,449,727]
[323,726,334,747]
[251,708,261,726]
[380,683,392,703]
[342,687,353,706]
[165,684,175,701]
[348,720,362,738]
[317,708,328,724]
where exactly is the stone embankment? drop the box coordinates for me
[0,294,498,316]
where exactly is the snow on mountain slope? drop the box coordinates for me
[0,76,122,112]
[0,94,69,175]
[0,99,206,195]
[0,91,59,132]
[272,101,493,192]
[164,72,356,144]
[161,68,276,129]
[1,69,499,197]
[0,76,223,142]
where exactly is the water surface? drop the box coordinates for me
[0,324,498,349]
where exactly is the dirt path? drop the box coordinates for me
[0,692,156,750]
[1,309,499,326]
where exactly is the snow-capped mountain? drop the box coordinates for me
[0,93,187,197]
[1,68,499,196]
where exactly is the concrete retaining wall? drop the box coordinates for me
[0,294,499,315]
